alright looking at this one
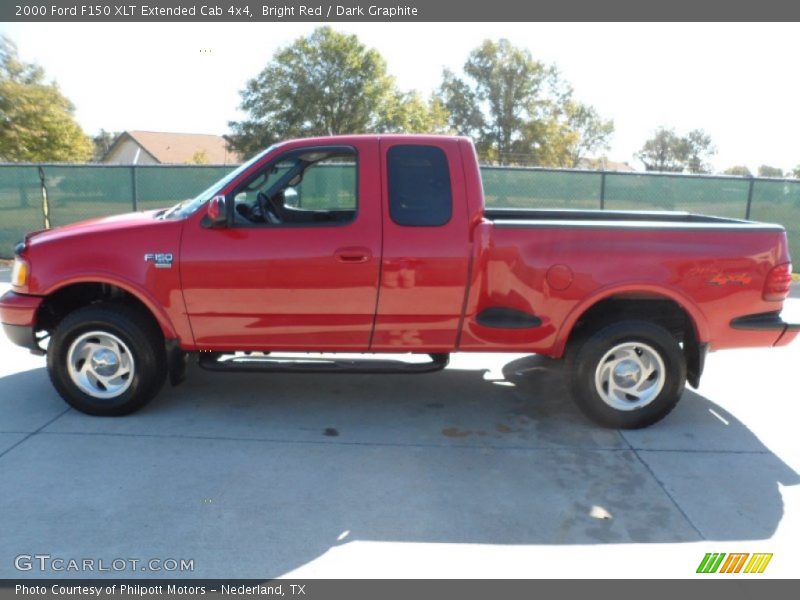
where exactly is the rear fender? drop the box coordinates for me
[554,283,709,357]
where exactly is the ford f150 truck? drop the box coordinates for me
[1,135,797,428]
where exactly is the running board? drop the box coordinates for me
[198,353,449,374]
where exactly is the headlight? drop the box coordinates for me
[11,257,29,288]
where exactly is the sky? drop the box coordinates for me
[1,22,799,172]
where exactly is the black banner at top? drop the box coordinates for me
[3,0,800,22]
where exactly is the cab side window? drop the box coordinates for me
[387,145,452,226]
[232,148,357,226]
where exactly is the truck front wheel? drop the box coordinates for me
[567,320,686,429]
[47,303,167,416]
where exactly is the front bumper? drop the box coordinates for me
[0,290,44,354]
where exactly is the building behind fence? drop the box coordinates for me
[1,163,799,264]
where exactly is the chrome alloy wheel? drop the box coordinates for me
[593,341,665,411]
[66,331,135,399]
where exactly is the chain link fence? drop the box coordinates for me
[481,167,799,263]
[2,163,799,265]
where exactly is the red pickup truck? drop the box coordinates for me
[1,135,797,428]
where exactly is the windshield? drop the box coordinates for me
[162,144,277,219]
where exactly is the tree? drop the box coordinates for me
[0,35,92,162]
[636,127,716,173]
[635,128,686,172]
[723,165,752,177]
[563,101,614,167]
[438,68,483,140]
[378,91,450,134]
[758,165,783,178]
[190,149,209,164]
[682,129,716,174]
[91,129,118,161]
[792,166,800,179]
[229,27,429,157]
[436,39,612,166]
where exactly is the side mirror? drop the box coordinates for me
[284,187,299,208]
[202,195,227,228]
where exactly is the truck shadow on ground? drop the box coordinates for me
[0,356,797,578]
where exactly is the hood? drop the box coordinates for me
[25,210,165,248]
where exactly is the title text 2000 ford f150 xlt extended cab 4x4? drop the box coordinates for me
[2,135,798,428]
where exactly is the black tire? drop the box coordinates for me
[566,320,686,429]
[47,303,167,416]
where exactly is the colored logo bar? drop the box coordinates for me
[697,553,773,574]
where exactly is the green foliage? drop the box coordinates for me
[636,127,715,173]
[189,149,209,164]
[723,165,752,177]
[91,129,118,162]
[683,130,715,174]
[757,165,784,178]
[438,69,483,139]
[792,165,800,179]
[436,39,613,166]
[230,33,613,165]
[0,35,92,162]
[637,128,684,172]
[228,27,445,157]
[228,27,392,155]
[378,91,450,134]
[562,101,615,167]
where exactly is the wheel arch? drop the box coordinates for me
[36,276,178,340]
[556,284,708,353]
[555,284,709,388]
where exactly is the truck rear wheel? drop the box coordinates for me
[47,303,167,416]
[567,320,686,429]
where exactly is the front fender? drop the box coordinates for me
[41,273,181,340]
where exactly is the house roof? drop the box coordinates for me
[107,131,240,164]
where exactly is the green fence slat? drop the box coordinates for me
[0,165,44,254]
[0,164,798,267]
[134,165,233,212]
[749,179,800,266]
[604,172,750,218]
[480,167,602,209]
[43,165,134,228]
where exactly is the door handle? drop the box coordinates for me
[335,247,372,263]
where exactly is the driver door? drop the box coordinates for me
[179,140,382,351]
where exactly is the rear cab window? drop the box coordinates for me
[387,145,452,226]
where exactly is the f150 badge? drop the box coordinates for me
[144,253,173,269]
